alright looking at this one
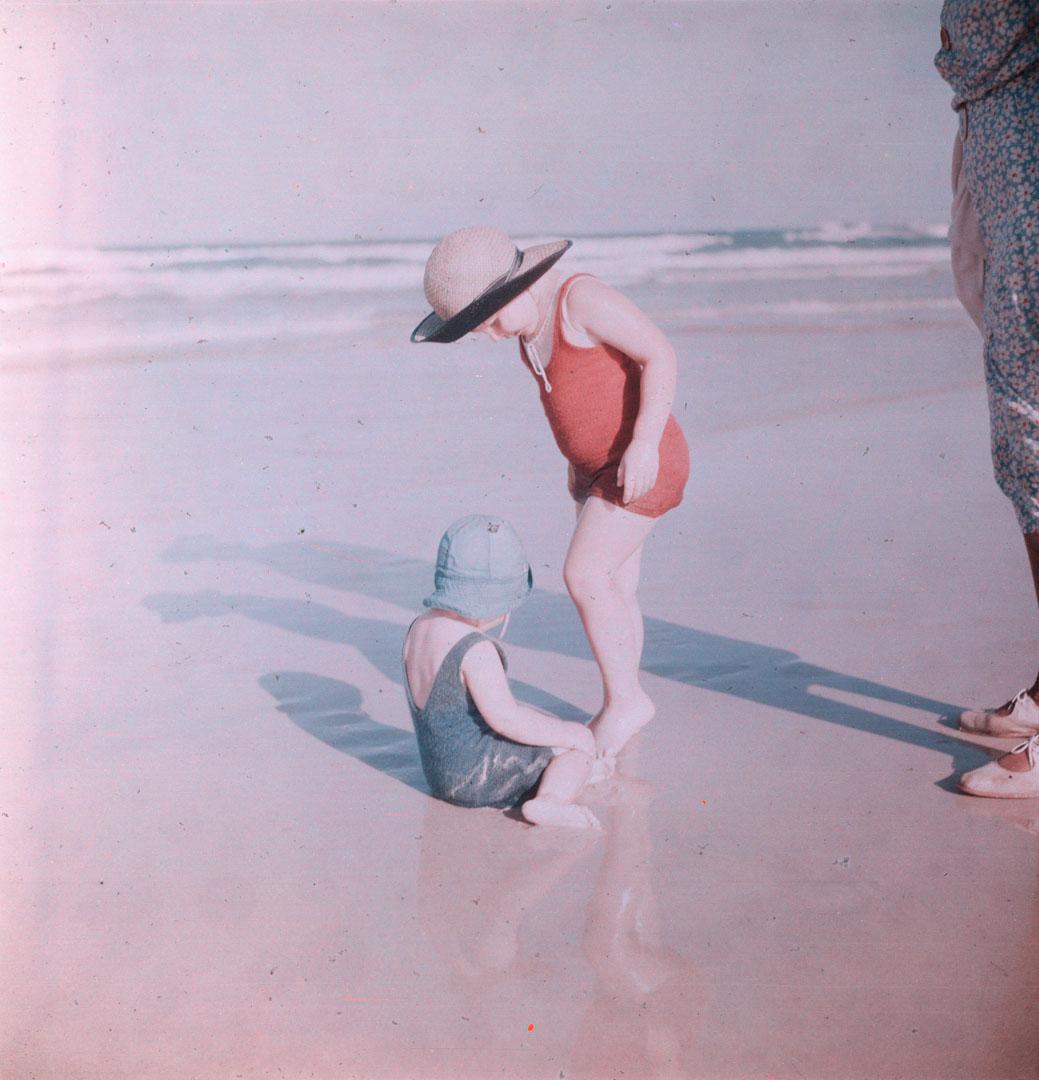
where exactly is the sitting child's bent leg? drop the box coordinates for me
[522,750,601,829]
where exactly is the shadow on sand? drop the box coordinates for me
[258,670,430,794]
[145,534,988,786]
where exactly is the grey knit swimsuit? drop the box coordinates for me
[404,631,554,809]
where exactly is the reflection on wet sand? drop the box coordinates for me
[415,744,704,1079]
[569,757,704,1079]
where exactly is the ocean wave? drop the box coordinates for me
[0,225,950,312]
[782,221,949,246]
[0,262,427,311]
[676,296,963,323]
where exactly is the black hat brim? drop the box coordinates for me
[411,240,572,344]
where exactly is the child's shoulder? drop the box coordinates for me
[460,635,506,671]
[564,274,640,319]
[458,636,509,698]
[408,611,469,651]
[562,272,617,309]
[407,613,501,665]
[561,275,653,346]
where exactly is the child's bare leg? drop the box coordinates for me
[615,541,646,666]
[564,497,657,759]
[583,543,646,783]
[573,504,645,780]
[522,750,601,829]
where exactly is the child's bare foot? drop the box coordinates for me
[587,754,616,785]
[522,797,602,830]
[590,692,655,758]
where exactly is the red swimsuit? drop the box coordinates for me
[520,274,689,519]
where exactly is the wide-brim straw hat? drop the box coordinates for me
[411,226,572,344]
[423,514,533,620]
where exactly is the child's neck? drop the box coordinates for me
[525,270,561,340]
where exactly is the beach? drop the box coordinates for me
[3,231,1038,1078]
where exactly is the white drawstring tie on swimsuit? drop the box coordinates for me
[522,337,553,393]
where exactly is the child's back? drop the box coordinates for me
[403,614,474,712]
[403,613,553,809]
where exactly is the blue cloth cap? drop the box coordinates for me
[423,514,533,620]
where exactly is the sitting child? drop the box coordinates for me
[403,514,600,829]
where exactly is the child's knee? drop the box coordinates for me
[563,554,609,601]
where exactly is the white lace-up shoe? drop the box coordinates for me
[959,735,1039,798]
[959,688,1039,737]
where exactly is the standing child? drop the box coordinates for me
[412,227,689,767]
[403,514,600,829]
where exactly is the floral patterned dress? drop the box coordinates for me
[936,3,1039,531]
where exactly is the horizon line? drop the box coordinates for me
[1,221,950,253]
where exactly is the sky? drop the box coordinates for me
[0,1,957,247]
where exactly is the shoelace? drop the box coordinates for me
[1003,688,1032,713]
[1009,733,1039,767]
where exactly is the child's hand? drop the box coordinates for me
[617,438,660,504]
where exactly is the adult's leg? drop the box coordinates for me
[958,74,1039,729]
[987,532,1039,773]
[963,215,1039,748]
[1022,531,1039,699]
[985,354,1039,715]
[955,67,1039,786]
[563,496,657,758]
[1025,532,1039,612]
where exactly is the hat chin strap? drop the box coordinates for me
[484,247,524,293]
[481,246,557,395]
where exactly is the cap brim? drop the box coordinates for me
[411,239,572,344]
[422,565,533,620]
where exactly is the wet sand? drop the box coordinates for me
[3,296,1038,1078]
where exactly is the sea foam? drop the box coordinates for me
[0,225,956,359]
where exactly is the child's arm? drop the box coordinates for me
[565,278,678,505]
[461,641,596,754]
